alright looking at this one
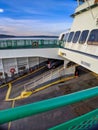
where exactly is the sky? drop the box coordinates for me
[0,0,77,36]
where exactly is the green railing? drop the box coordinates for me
[0,39,64,49]
[0,86,98,129]
[49,109,98,130]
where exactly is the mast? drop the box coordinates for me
[77,0,80,6]
[76,0,98,20]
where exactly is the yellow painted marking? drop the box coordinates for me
[91,72,98,77]
[8,100,15,130]
[1,66,45,101]
[11,66,45,84]
[6,96,22,101]
[0,83,8,89]
[20,91,32,98]
[5,76,75,102]
[58,51,64,56]
[5,90,32,101]
[32,76,75,94]
[0,66,44,89]
[5,83,12,101]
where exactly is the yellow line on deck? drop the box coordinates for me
[11,66,45,84]
[0,83,8,89]
[0,66,45,89]
[5,83,12,101]
[5,76,75,102]
[91,72,98,79]
[8,100,15,130]
[32,76,75,94]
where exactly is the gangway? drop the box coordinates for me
[24,65,73,91]
[0,39,63,59]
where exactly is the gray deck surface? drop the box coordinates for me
[0,72,98,130]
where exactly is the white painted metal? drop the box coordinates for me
[0,57,48,78]
[59,48,98,73]
[39,57,47,63]
[28,57,38,68]
[59,0,98,74]
[0,48,62,60]
[17,57,28,71]
[0,59,4,78]
[3,58,17,77]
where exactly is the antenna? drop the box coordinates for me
[77,0,80,6]
[76,0,96,19]
[86,0,95,19]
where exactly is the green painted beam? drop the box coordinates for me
[0,86,98,124]
[49,109,98,130]
[0,39,63,49]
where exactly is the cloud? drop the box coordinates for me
[0,8,4,13]
[0,0,76,18]
[0,0,75,35]
[0,17,72,36]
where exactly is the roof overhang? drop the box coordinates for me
[71,2,98,17]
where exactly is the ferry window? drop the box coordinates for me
[72,31,81,43]
[60,34,65,41]
[6,40,12,47]
[64,33,69,42]
[25,40,31,46]
[87,29,98,45]
[12,40,17,46]
[79,30,89,44]
[67,32,74,42]
[0,41,7,48]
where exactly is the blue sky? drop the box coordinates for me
[0,0,77,36]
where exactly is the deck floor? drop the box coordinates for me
[0,72,98,130]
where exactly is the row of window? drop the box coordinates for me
[0,40,58,48]
[63,29,98,45]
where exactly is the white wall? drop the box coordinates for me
[0,48,62,60]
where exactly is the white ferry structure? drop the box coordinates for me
[59,0,98,74]
[0,0,98,82]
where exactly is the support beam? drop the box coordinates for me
[0,86,98,124]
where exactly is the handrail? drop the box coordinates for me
[0,40,64,49]
[24,66,64,91]
[49,109,98,130]
[0,86,98,124]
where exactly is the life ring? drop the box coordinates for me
[32,42,38,47]
[10,68,16,73]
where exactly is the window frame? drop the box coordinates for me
[87,29,98,45]
[67,32,74,43]
[72,31,81,43]
[63,33,69,42]
[79,30,89,44]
